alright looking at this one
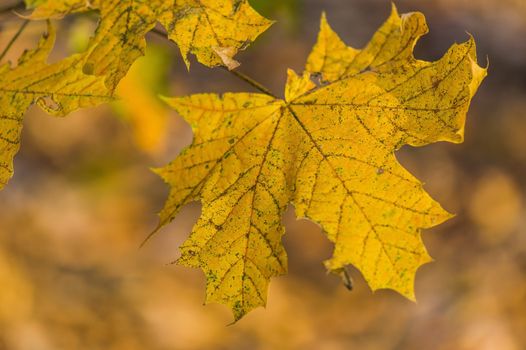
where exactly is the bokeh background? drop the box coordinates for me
[1,0,525,349]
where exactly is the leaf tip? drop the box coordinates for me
[390,2,399,17]
[320,11,328,24]
[139,224,163,249]
[158,95,177,108]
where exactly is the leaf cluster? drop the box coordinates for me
[0,1,486,321]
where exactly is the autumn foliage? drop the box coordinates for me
[0,1,486,321]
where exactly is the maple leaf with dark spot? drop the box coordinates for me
[25,0,273,89]
[156,6,487,321]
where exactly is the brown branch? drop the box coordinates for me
[149,26,278,99]
[221,67,278,98]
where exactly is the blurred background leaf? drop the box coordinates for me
[115,46,171,156]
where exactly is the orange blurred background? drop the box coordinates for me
[0,0,525,349]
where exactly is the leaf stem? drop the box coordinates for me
[0,19,30,63]
[222,67,278,98]
[149,26,278,98]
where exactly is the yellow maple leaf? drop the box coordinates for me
[156,6,487,321]
[0,22,111,189]
[25,0,273,89]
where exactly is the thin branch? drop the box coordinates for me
[222,67,278,98]
[0,19,30,62]
[149,25,278,98]
[0,1,24,15]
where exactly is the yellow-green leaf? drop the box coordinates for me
[0,23,111,189]
[25,0,273,89]
[157,6,487,321]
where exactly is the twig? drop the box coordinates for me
[0,19,30,62]
[222,67,278,98]
[149,26,278,98]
